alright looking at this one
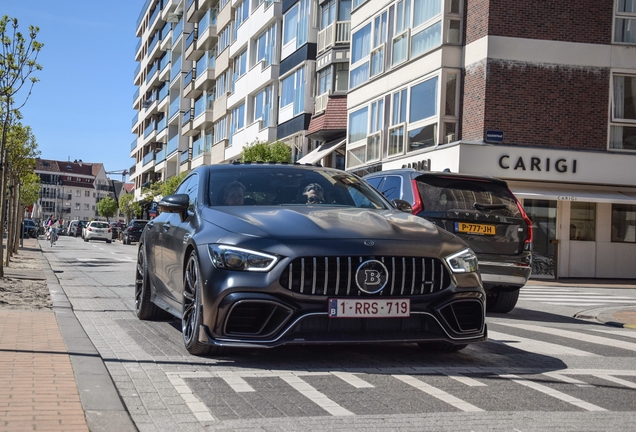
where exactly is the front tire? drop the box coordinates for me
[135,246,170,320]
[182,252,218,356]
[84,237,88,242]
[486,288,520,313]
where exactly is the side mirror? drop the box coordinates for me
[159,194,189,215]
[391,199,413,213]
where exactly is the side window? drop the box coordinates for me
[365,176,383,190]
[380,175,402,201]
[175,177,192,195]
[185,175,199,209]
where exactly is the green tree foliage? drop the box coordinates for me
[241,140,292,163]
[97,196,118,221]
[20,171,39,207]
[118,193,142,222]
[142,171,188,201]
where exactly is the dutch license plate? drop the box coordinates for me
[455,222,496,235]
[328,298,410,318]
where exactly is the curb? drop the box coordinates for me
[37,239,137,432]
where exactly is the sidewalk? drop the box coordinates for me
[0,237,135,432]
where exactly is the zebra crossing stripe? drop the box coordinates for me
[217,372,255,392]
[393,375,484,412]
[500,374,606,411]
[500,323,636,352]
[331,372,374,388]
[594,375,636,389]
[488,330,598,357]
[279,374,354,416]
[542,372,594,388]
[442,373,487,387]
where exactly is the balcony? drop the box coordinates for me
[180,149,191,166]
[182,109,197,136]
[129,165,137,175]
[196,8,218,52]
[167,135,179,156]
[169,98,181,121]
[142,151,156,167]
[131,138,138,152]
[185,30,203,61]
[317,21,351,54]
[193,96,214,130]
[155,147,167,164]
[314,93,329,114]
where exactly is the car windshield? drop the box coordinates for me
[208,167,389,209]
[416,176,521,217]
[132,221,148,227]
[91,222,110,229]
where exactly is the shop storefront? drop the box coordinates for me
[381,142,636,279]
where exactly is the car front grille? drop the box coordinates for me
[279,256,451,297]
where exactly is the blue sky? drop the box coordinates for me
[4,1,142,182]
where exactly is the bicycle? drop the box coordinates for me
[49,228,57,246]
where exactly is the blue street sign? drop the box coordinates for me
[485,130,504,143]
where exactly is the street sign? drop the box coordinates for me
[485,130,504,143]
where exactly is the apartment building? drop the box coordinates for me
[344,0,636,279]
[32,159,124,224]
[131,0,352,200]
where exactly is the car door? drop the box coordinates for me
[162,174,198,302]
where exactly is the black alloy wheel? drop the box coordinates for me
[135,246,170,320]
[182,252,217,356]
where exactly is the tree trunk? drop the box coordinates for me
[12,182,22,255]
[5,176,16,264]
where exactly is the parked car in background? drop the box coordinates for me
[364,169,533,313]
[69,220,86,237]
[22,219,38,238]
[135,164,486,356]
[121,220,149,245]
[84,221,112,243]
[110,222,123,240]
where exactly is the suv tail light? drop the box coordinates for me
[511,191,533,245]
[410,179,423,214]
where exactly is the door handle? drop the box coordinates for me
[163,223,171,231]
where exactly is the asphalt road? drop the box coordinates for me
[41,235,636,431]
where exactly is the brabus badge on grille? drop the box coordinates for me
[355,260,388,294]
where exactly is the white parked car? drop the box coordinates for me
[84,221,112,243]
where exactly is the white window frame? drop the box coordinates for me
[609,71,636,151]
[614,0,636,44]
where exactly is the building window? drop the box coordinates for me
[256,24,276,68]
[75,203,80,210]
[409,76,438,123]
[76,190,81,197]
[389,89,407,156]
[335,63,349,91]
[570,202,596,241]
[283,0,309,48]
[610,74,636,150]
[353,0,367,9]
[219,24,234,53]
[615,0,636,43]
[235,0,249,29]
[84,203,90,211]
[85,191,90,197]
[320,0,336,30]
[232,49,247,92]
[230,103,245,145]
[348,106,368,144]
[281,66,305,116]
[214,116,227,143]
[370,12,388,77]
[317,67,332,95]
[216,70,229,96]
[367,98,383,162]
[612,203,636,242]
[253,86,272,127]
[393,0,411,66]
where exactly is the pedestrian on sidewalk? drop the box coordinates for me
[48,217,59,246]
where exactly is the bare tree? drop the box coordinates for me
[0,15,42,276]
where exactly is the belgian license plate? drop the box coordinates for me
[328,298,410,318]
[455,222,496,235]
[95,229,103,233]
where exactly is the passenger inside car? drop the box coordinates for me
[222,181,245,206]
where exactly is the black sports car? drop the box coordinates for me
[135,164,487,355]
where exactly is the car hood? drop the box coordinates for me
[201,206,449,241]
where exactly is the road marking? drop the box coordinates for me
[542,372,594,388]
[594,374,636,389]
[545,303,604,306]
[499,323,636,353]
[500,374,606,411]
[442,373,487,387]
[588,328,636,339]
[520,298,636,304]
[488,330,598,357]
[217,372,255,392]
[331,372,374,388]
[393,375,483,412]
[279,374,354,416]
[166,374,216,422]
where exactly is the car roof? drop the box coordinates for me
[364,168,509,187]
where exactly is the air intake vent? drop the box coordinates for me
[225,301,292,338]
[439,300,484,333]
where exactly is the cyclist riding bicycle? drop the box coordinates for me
[48,217,60,246]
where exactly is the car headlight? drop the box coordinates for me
[445,248,479,273]
[208,245,278,272]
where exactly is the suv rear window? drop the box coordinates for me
[416,176,521,217]
[132,221,148,227]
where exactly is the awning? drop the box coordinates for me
[297,139,346,165]
[510,185,636,204]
